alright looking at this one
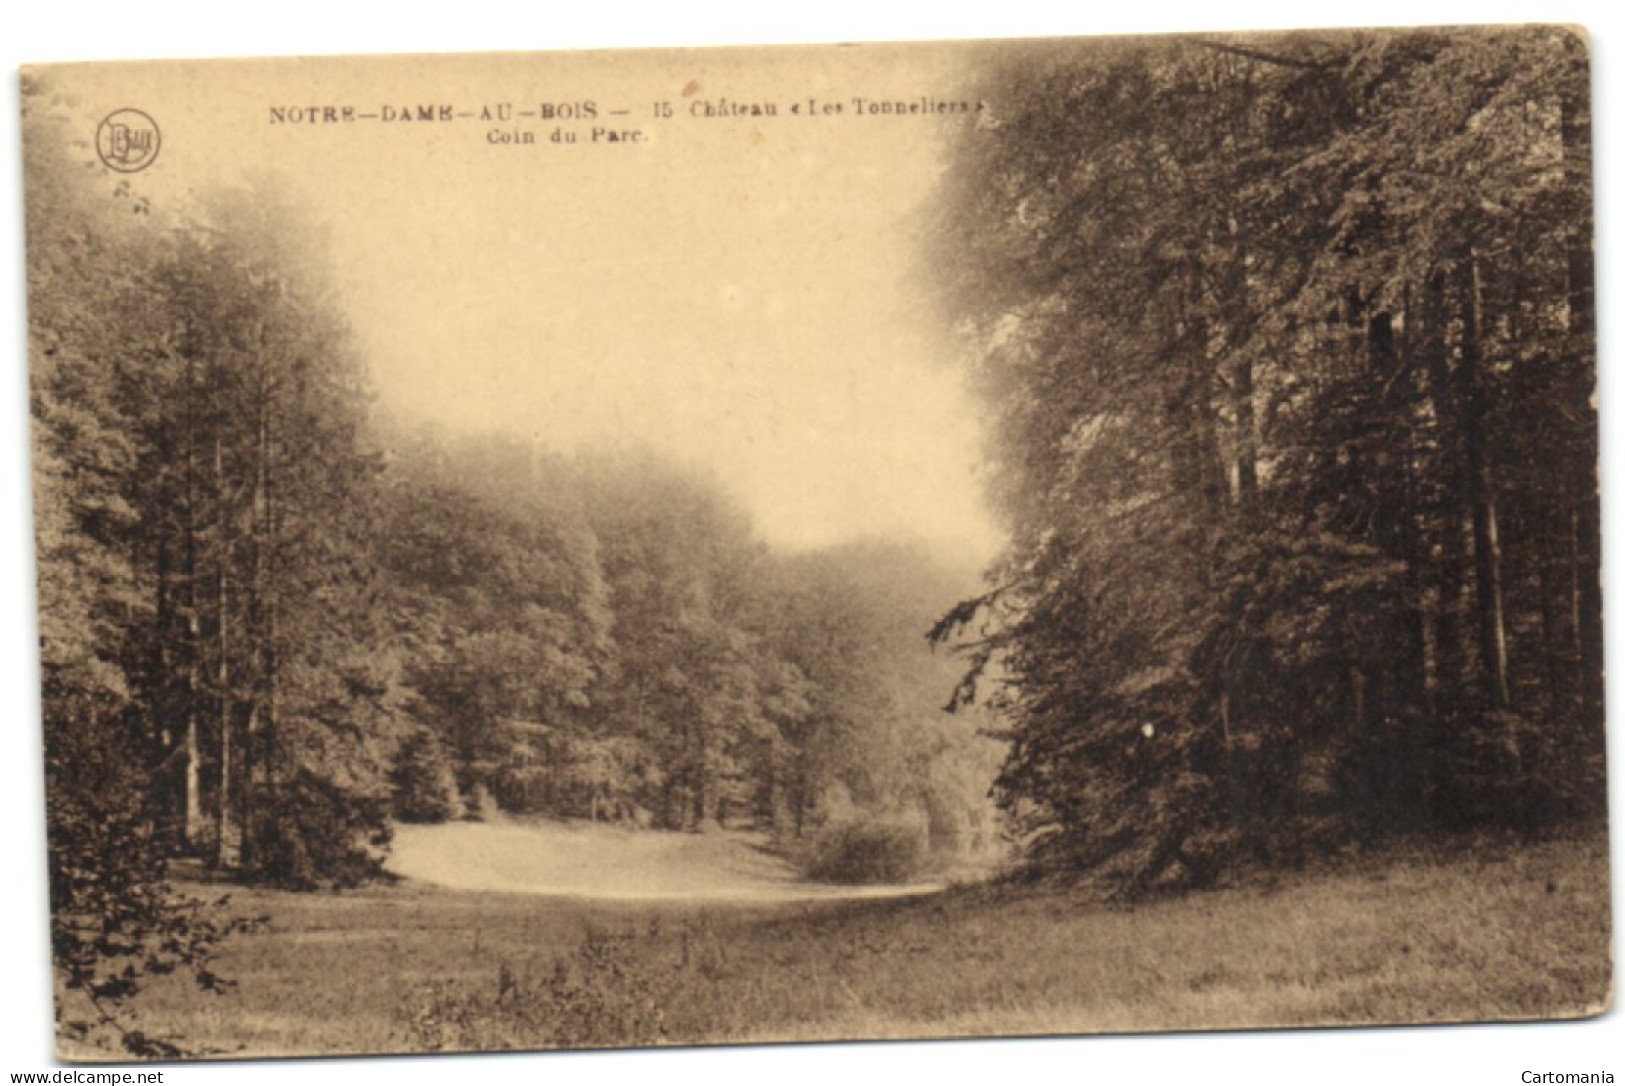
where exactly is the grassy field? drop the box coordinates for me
[387,819,945,900]
[72,832,1612,1060]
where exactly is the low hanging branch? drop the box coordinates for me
[1187,36,1348,72]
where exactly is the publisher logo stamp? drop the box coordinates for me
[96,109,161,172]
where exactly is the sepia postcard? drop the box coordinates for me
[19,26,1612,1063]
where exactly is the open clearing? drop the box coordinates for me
[87,832,1611,1060]
[387,818,943,901]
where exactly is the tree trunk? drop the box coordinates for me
[1232,355,1257,509]
[263,405,280,818]
[150,535,184,849]
[242,340,272,869]
[1170,265,1225,520]
[1573,498,1603,732]
[1560,78,1602,740]
[1460,255,1511,711]
[214,434,240,870]
[1535,506,1574,720]
[1419,273,1460,696]
[1372,302,1432,819]
[182,377,205,852]
[184,679,203,850]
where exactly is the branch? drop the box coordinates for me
[926,584,1012,648]
[72,985,191,1060]
[1187,37,1346,72]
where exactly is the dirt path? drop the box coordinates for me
[387,818,943,902]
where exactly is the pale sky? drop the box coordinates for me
[42,47,1005,563]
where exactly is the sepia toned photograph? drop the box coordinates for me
[16,23,1612,1065]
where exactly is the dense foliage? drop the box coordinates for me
[28,75,397,1047]
[929,28,1601,890]
[26,73,1001,1047]
[376,436,1002,849]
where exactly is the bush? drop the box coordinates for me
[248,768,392,890]
[400,930,672,1051]
[47,708,252,1058]
[803,815,927,884]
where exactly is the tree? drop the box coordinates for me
[928,28,1599,889]
[26,76,257,1055]
[378,430,612,816]
[28,69,412,900]
[762,541,1004,851]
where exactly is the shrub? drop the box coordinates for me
[47,708,253,1058]
[803,815,927,884]
[247,768,392,890]
[399,930,672,1051]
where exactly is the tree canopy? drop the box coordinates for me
[27,69,1004,1049]
[928,28,1600,890]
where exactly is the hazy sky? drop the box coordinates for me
[46,47,1004,564]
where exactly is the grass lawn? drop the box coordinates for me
[71,832,1611,1060]
[387,819,945,900]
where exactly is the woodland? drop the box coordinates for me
[23,24,1606,1056]
[27,84,1000,1051]
[928,26,1602,887]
